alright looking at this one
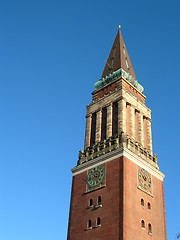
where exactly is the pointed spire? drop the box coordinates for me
[102,25,136,79]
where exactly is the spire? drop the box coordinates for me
[102,25,136,79]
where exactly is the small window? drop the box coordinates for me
[97,217,101,226]
[147,202,151,210]
[111,58,114,68]
[88,220,92,228]
[148,223,152,234]
[89,199,93,207]
[98,196,101,205]
[113,47,116,57]
[141,198,144,207]
[141,220,145,229]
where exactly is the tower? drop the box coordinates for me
[67,26,167,240]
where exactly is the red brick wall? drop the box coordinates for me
[68,156,167,240]
[122,79,145,104]
[123,156,167,240]
[92,79,145,104]
[67,157,123,240]
[93,81,118,102]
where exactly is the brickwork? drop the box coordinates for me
[67,158,123,240]
[86,77,151,152]
[123,156,167,240]
[68,28,167,240]
[92,78,145,104]
[68,156,166,240]
[121,78,145,104]
[93,81,118,102]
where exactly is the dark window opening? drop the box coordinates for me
[147,202,151,210]
[88,220,92,228]
[101,107,107,141]
[89,199,93,207]
[112,101,118,136]
[98,196,101,205]
[97,217,101,226]
[90,112,96,146]
[141,198,144,207]
[141,220,145,229]
[148,223,152,234]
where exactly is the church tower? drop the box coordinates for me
[67,26,167,240]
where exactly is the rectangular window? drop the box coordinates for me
[112,102,118,136]
[101,107,107,141]
[113,47,116,57]
[90,112,96,146]
[111,58,114,68]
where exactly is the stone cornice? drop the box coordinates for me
[72,146,165,181]
[73,132,163,180]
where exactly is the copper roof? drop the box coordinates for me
[102,27,136,79]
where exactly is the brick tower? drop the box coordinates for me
[67,26,167,240]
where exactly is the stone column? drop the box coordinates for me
[118,98,126,134]
[106,103,112,139]
[138,112,144,146]
[84,114,92,149]
[129,105,135,139]
[147,118,153,155]
[95,109,102,144]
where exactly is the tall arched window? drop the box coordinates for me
[98,196,102,205]
[147,202,151,210]
[148,223,152,234]
[89,199,93,207]
[141,198,144,207]
[88,220,92,229]
[141,220,145,229]
[97,217,101,226]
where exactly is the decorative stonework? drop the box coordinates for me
[94,68,144,93]
[78,131,158,169]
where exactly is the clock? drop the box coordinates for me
[86,164,105,192]
[138,168,152,190]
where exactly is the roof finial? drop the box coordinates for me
[118,24,121,31]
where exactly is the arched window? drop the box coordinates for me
[141,220,145,229]
[97,217,101,226]
[147,202,151,210]
[89,199,93,207]
[98,196,101,205]
[148,223,152,234]
[141,198,144,207]
[88,220,92,229]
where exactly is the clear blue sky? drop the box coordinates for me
[0,0,179,239]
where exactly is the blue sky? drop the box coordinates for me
[0,0,179,239]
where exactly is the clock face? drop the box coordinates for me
[87,165,105,189]
[138,168,152,190]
